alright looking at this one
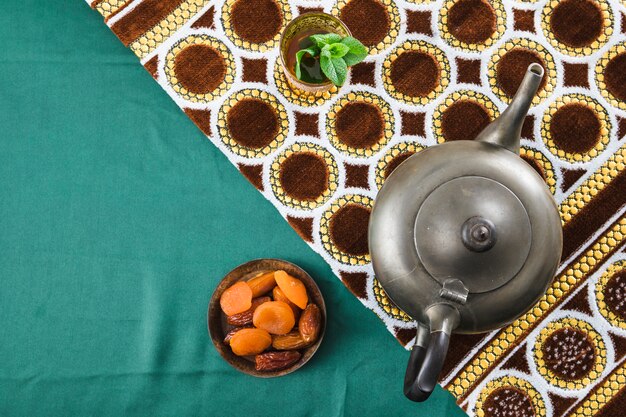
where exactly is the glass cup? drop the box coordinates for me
[279,12,351,94]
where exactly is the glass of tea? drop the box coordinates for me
[279,12,351,93]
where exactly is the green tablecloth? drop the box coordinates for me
[0,2,464,416]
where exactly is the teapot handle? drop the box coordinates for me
[403,304,459,402]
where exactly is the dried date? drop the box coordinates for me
[226,296,270,326]
[272,331,311,350]
[255,351,301,371]
[298,304,321,343]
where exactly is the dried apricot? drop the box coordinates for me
[274,270,308,309]
[272,331,311,350]
[252,301,295,335]
[299,304,321,343]
[272,286,301,319]
[227,296,270,326]
[220,281,252,316]
[247,271,276,297]
[223,327,248,345]
[255,351,301,371]
[229,328,272,356]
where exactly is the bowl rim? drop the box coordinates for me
[207,258,326,377]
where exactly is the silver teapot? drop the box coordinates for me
[368,64,562,402]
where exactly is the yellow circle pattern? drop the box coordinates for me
[164,35,234,103]
[382,40,451,105]
[520,147,557,194]
[474,376,546,417]
[439,0,506,52]
[541,93,611,163]
[488,38,557,106]
[221,0,292,52]
[533,317,606,390]
[217,88,288,158]
[595,41,626,111]
[375,142,425,189]
[331,0,401,55]
[595,260,626,330]
[326,91,394,158]
[269,142,339,210]
[319,194,373,265]
[540,0,613,57]
[373,278,412,322]
[433,90,500,144]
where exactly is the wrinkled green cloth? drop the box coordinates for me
[0,2,465,416]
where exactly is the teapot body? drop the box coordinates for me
[369,140,562,333]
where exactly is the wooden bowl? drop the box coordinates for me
[208,259,326,377]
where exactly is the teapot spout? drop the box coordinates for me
[475,63,544,153]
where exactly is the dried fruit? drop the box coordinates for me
[272,331,311,350]
[229,328,272,356]
[220,281,253,316]
[274,270,308,309]
[227,296,270,326]
[252,301,295,335]
[255,351,301,371]
[247,271,276,297]
[299,304,321,343]
[272,286,301,319]
[223,327,248,345]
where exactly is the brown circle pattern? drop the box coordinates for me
[164,35,235,103]
[340,0,389,47]
[390,51,440,97]
[447,0,496,44]
[434,90,499,144]
[534,317,606,389]
[549,104,601,155]
[221,0,291,52]
[173,44,226,94]
[227,98,279,149]
[332,0,400,54]
[329,203,371,256]
[320,194,373,265]
[441,100,491,142]
[605,52,626,103]
[488,38,557,105]
[541,0,613,56]
[375,142,425,189]
[496,49,547,99]
[279,153,329,201]
[335,102,384,149]
[269,143,338,210]
[231,0,283,44]
[483,387,535,417]
[596,42,626,110]
[218,89,288,158]
[541,327,596,380]
[383,40,451,105]
[541,93,610,163]
[326,91,394,157]
[596,261,626,330]
[550,0,603,48]
[474,376,545,417]
[604,270,626,321]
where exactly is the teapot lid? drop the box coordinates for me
[414,175,531,294]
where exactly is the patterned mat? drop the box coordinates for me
[86,0,626,415]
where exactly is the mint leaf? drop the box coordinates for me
[320,54,348,86]
[340,36,368,66]
[309,33,342,49]
[322,42,350,59]
[295,46,319,80]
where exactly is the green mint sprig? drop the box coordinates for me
[295,34,368,87]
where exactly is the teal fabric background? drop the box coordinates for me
[0,1,464,415]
